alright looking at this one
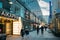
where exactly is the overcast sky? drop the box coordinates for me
[37,0,50,15]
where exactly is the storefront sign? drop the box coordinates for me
[1,11,18,19]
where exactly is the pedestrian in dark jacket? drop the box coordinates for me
[37,26,39,35]
[25,29,29,36]
[44,24,48,31]
[21,29,25,37]
[41,26,44,35]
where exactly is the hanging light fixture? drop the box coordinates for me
[9,1,13,4]
[8,0,13,4]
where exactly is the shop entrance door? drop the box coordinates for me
[0,24,3,33]
[6,23,11,35]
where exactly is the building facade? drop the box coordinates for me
[0,0,41,35]
[52,0,60,15]
[49,0,60,34]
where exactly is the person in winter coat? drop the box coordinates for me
[25,29,29,35]
[36,26,39,35]
[41,26,44,35]
[21,28,25,37]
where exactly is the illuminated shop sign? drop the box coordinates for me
[0,11,18,19]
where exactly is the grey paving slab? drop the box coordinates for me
[6,29,60,40]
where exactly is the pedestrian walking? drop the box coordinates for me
[44,24,48,31]
[45,26,47,31]
[25,29,29,36]
[41,26,44,35]
[25,28,30,40]
[21,28,25,37]
[37,25,39,35]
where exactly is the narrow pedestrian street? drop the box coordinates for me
[6,29,60,40]
[0,0,60,40]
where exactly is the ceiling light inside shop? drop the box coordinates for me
[9,2,13,4]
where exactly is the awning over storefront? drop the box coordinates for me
[0,16,18,21]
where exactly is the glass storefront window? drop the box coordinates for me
[0,28,2,33]
[36,18,38,23]
[20,7,25,18]
[25,10,30,20]
[0,2,2,8]
[30,13,35,22]
[0,24,3,33]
